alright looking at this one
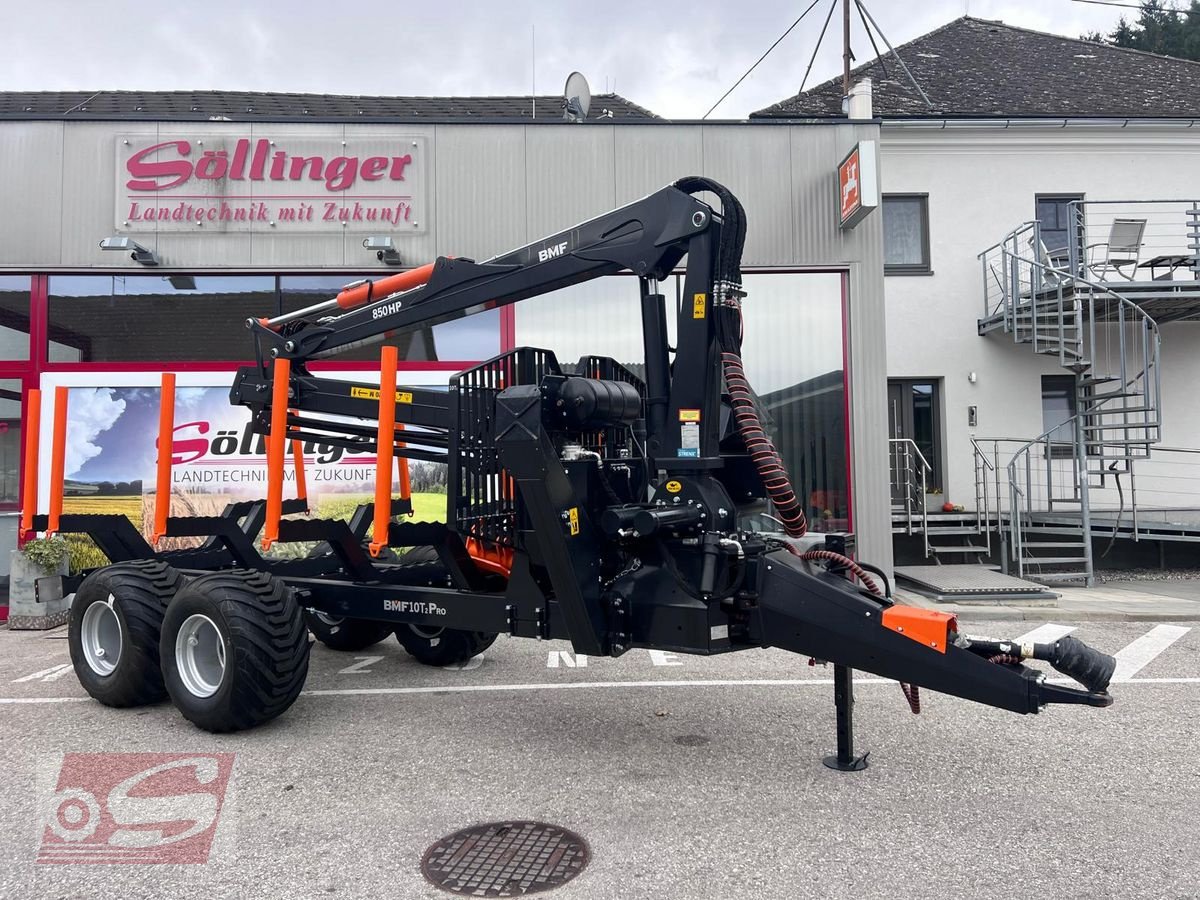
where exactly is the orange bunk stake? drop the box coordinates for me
[46,386,68,537]
[262,357,291,552]
[151,373,176,545]
[335,262,436,310]
[370,345,399,557]
[395,422,411,506]
[19,388,41,539]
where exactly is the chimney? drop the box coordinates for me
[847,78,873,119]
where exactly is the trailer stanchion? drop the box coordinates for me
[370,345,399,557]
[19,388,41,539]
[262,357,291,551]
[152,373,176,545]
[47,386,68,536]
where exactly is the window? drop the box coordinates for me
[0,275,31,361]
[48,275,276,362]
[514,271,850,530]
[1035,195,1083,268]
[882,195,931,275]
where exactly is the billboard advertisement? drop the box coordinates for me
[38,370,448,560]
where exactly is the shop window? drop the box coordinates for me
[0,275,32,361]
[514,271,849,531]
[281,276,500,362]
[882,194,931,275]
[47,275,276,362]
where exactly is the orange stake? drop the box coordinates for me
[396,422,411,505]
[335,262,436,310]
[47,386,68,536]
[151,373,176,544]
[20,388,41,539]
[370,345,399,557]
[262,357,291,552]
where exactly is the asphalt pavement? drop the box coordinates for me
[1,618,1197,900]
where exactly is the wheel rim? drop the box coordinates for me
[409,624,444,640]
[80,596,123,677]
[175,614,226,698]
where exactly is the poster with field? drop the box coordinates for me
[50,379,446,570]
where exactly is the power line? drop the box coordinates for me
[702,0,825,119]
[1071,0,1199,12]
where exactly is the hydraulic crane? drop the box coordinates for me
[33,177,1114,766]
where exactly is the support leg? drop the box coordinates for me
[822,664,869,772]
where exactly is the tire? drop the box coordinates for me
[68,561,185,708]
[388,545,499,666]
[160,570,309,733]
[303,610,394,652]
[396,627,498,667]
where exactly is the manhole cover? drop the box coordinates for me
[421,821,589,897]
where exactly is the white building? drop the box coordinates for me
[756,17,1200,584]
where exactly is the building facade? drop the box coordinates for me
[756,16,1200,580]
[0,92,894,590]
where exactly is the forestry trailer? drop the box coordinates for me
[25,177,1114,769]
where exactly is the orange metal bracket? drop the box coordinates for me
[369,345,399,557]
[262,357,291,552]
[152,373,176,544]
[19,388,41,539]
[46,386,68,536]
[880,606,958,654]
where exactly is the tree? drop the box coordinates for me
[1083,1,1200,62]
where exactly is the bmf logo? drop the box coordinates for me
[537,241,569,263]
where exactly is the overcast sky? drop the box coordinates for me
[1,1,1129,119]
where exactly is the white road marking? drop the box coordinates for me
[337,656,384,675]
[546,651,587,668]
[648,650,683,667]
[1014,624,1076,645]
[2,675,1199,706]
[1111,625,1191,682]
[12,664,73,684]
[442,654,485,672]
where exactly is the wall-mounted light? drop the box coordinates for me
[363,236,402,266]
[967,371,978,384]
[99,236,160,266]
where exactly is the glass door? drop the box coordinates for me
[887,379,942,495]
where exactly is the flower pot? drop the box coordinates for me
[7,548,71,630]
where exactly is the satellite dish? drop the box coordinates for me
[563,71,591,123]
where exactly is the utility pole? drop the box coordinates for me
[842,0,852,96]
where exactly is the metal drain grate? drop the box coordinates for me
[421,821,589,896]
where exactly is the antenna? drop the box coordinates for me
[563,71,591,123]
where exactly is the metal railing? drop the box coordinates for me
[970,437,995,556]
[889,438,930,558]
[1066,200,1200,286]
[1006,416,1094,583]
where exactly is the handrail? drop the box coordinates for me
[968,438,995,470]
[889,437,932,474]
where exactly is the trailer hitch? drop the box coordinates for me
[752,550,1114,769]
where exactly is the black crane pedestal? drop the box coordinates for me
[822,663,869,772]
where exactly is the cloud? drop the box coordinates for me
[65,388,126,478]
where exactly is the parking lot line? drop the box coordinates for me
[1014,623,1076,645]
[1111,625,1192,682]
